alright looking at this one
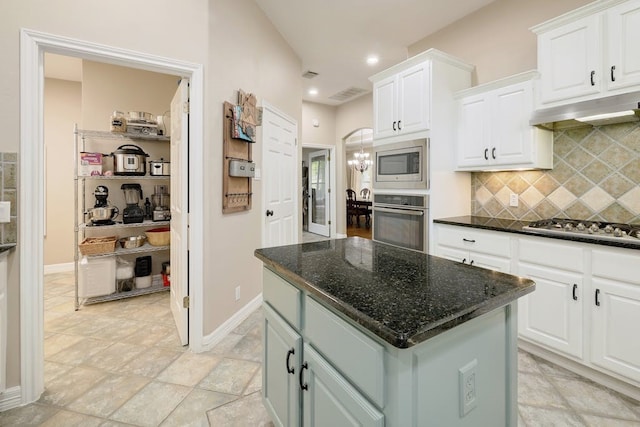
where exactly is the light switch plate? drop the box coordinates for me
[0,201,10,223]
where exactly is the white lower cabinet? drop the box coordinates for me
[591,248,640,383]
[517,237,584,359]
[433,224,511,272]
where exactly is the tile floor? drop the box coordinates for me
[0,271,638,426]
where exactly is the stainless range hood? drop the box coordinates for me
[530,90,640,130]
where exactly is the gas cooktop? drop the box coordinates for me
[523,218,640,246]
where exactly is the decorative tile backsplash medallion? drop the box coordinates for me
[472,122,640,224]
[0,152,17,244]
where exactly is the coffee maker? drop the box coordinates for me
[151,184,171,221]
[121,183,145,224]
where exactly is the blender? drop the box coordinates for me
[151,184,171,221]
[121,183,145,224]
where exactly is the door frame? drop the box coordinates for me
[19,28,205,404]
[302,144,336,239]
[261,101,299,247]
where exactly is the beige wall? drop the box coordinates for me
[44,79,82,266]
[408,0,593,85]
[205,0,302,335]
[302,102,337,146]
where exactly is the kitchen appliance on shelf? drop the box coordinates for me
[121,183,145,224]
[151,184,171,221]
[86,185,119,226]
[111,144,149,176]
[523,218,640,246]
[372,193,429,253]
[149,158,170,176]
[373,138,429,190]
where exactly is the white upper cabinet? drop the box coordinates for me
[606,0,640,90]
[456,73,553,171]
[372,61,431,140]
[534,0,640,106]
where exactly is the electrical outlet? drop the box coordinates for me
[459,359,478,417]
[235,286,241,301]
[509,193,519,207]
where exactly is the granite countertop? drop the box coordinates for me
[255,237,534,349]
[0,243,16,254]
[435,216,640,250]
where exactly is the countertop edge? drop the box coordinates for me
[434,216,640,250]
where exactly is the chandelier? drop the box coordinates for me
[348,130,373,173]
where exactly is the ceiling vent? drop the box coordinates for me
[329,87,369,102]
[302,70,319,79]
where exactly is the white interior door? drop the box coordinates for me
[307,149,330,237]
[170,79,189,345]
[263,104,297,248]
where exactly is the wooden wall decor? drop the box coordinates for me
[223,101,253,213]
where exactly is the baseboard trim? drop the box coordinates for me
[519,340,640,402]
[44,262,74,274]
[201,294,263,351]
[0,386,23,411]
[336,233,347,238]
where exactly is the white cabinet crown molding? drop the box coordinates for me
[530,0,629,33]
[455,70,540,99]
[369,48,474,83]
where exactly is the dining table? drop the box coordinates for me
[349,199,372,228]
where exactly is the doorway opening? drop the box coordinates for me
[301,145,336,242]
[20,29,204,404]
[344,128,373,240]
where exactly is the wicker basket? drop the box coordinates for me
[79,236,117,256]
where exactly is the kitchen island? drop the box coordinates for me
[255,237,534,426]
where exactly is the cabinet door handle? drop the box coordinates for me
[462,258,467,264]
[392,121,397,131]
[299,362,309,391]
[590,70,596,86]
[611,65,616,82]
[572,284,578,301]
[469,260,474,266]
[462,238,476,243]
[286,348,295,374]
[595,289,601,306]
[266,210,274,217]
[397,120,402,130]
[484,148,488,160]
[491,147,496,160]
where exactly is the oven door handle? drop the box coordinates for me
[373,207,424,216]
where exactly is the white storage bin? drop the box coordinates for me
[79,256,116,298]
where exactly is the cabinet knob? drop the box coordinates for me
[299,362,309,391]
[611,65,616,82]
[590,70,596,86]
[266,210,274,217]
[286,348,295,374]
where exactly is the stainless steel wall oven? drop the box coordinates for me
[372,193,428,253]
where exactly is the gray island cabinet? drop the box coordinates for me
[254,237,535,426]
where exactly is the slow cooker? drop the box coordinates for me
[111,144,149,176]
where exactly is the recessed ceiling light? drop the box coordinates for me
[308,88,318,96]
[366,56,379,66]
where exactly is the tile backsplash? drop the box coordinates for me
[0,152,17,244]
[472,122,640,224]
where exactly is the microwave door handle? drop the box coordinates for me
[374,207,424,216]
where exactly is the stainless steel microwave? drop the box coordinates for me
[373,138,429,189]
